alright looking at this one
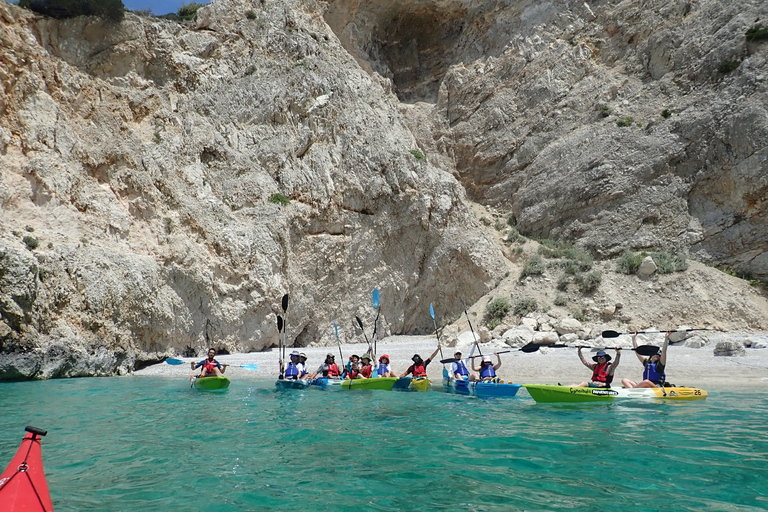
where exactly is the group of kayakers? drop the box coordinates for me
[193,331,672,390]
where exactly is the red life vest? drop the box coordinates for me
[412,363,427,377]
[591,362,613,384]
[325,363,340,377]
[203,358,219,376]
[360,364,373,378]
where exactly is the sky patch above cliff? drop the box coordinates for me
[123,0,210,15]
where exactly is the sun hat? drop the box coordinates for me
[482,355,492,363]
[299,352,307,358]
[379,354,389,362]
[290,351,300,357]
[592,350,612,362]
[361,354,371,361]
[454,351,462,356]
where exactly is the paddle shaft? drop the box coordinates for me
[602,328,713,338]
[460,297,482,358]
[429,303,444,362]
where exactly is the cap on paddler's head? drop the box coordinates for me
[482,355,492,363]
[290,351,300,358]
[412,354,422,362]
[454,351,462,356]
[326,353,335,358]
[592,350,612,362]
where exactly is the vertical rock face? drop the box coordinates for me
[0,0,507,378]
[1,0,767,379]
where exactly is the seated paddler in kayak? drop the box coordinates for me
[621,331,670,388]
[376,354,397,377]
[449,350,475,381]
[343,354,360,379]
[569,347,621,387]
[309,353,342,380]
[280,351,305,380]
[470,353,502,382]
[191,348,228,378]
[357,354,374,378]
[298,352,310,379]
[400,346,441,378]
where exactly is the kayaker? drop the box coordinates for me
[377,354,397,377]
[280,351,304,380]
[470,353,502,382]
[569,347,621,387]
[400,346,441,378]
[191,348,228,378]
[298,352,310,379]
[343,354,360,379]
[449,351,473,381]
[358,354,374,378]
[310,353,342,379]
[621,331,669,388]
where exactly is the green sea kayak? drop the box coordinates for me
[193,376,230,391]
[341,377,398,390]
[523,384,707,403]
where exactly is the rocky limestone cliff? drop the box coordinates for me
[1,0,767,379]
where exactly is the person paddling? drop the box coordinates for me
[298,352,310,379]
[471,352,502,382]
[570,347,621,387]
[191,348,228,378]
[621,331,670,388]
[310,353,342,380]
[376,354,397,377]
[400,346,441,378]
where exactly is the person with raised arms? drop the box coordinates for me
[400,346,441,378]
[449,350,474,381]
[358,354,375,378]
[191,348,228,378]
[569,347,621,387]
[621,331,670,388]
[471,353,502,382]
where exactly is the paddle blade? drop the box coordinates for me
[430,303,435,319]
[439,358,456,364]
[240,364,259,370]
[277,315,284,333]
[165,358,185,365]
[372,289,380,309]
[519,343,540,353]
[602,330,621,338]
[333,321,339,338]
[281,294,289,313]
[355,316,364,329]
[635,345,661,356]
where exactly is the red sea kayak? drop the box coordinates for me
[0,426,53,512]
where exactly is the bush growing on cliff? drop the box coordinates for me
[649,251,688,274]
[616,250,643,274]
[616,116,634,127]
[409,149,427,161]
[574,271,601,293]
[746,25,768,41]
[520,254,545,279]
[485,298,510,329]
[514,298,538,316]
[269,193,290,206]
[718,61,740,74]
[20,0,125,22]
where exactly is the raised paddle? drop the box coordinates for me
[602,328,713,338]
[333,321,344,362]
[355,316,373,354]
[429,303,444,362]
[371,289,381,358]
[277,315,284,379]
[459,297,482,359]
[278,293,289,379]
[518,343,660,356]
[439,350,512,365]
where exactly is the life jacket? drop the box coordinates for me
[377,363,391,376]
[360,364,373,378]
[453,360,469,377]
[480,363,496,379]
[412,362,427,377]
[324,363,340,378]
[285,362,299,379]
[643,361,665,383]
[591,362,613,385]
[344,368,359,380]
[202,359,218,376]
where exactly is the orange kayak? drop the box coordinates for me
[0,426,53,512]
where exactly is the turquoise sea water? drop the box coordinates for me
[1,377,767,511]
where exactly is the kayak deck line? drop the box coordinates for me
[0,426,53,512]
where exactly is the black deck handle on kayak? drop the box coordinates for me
[25,426,48,438]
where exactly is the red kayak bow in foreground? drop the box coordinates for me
[0,426,53,512]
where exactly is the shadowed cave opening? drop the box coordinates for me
[324,0,470,104]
